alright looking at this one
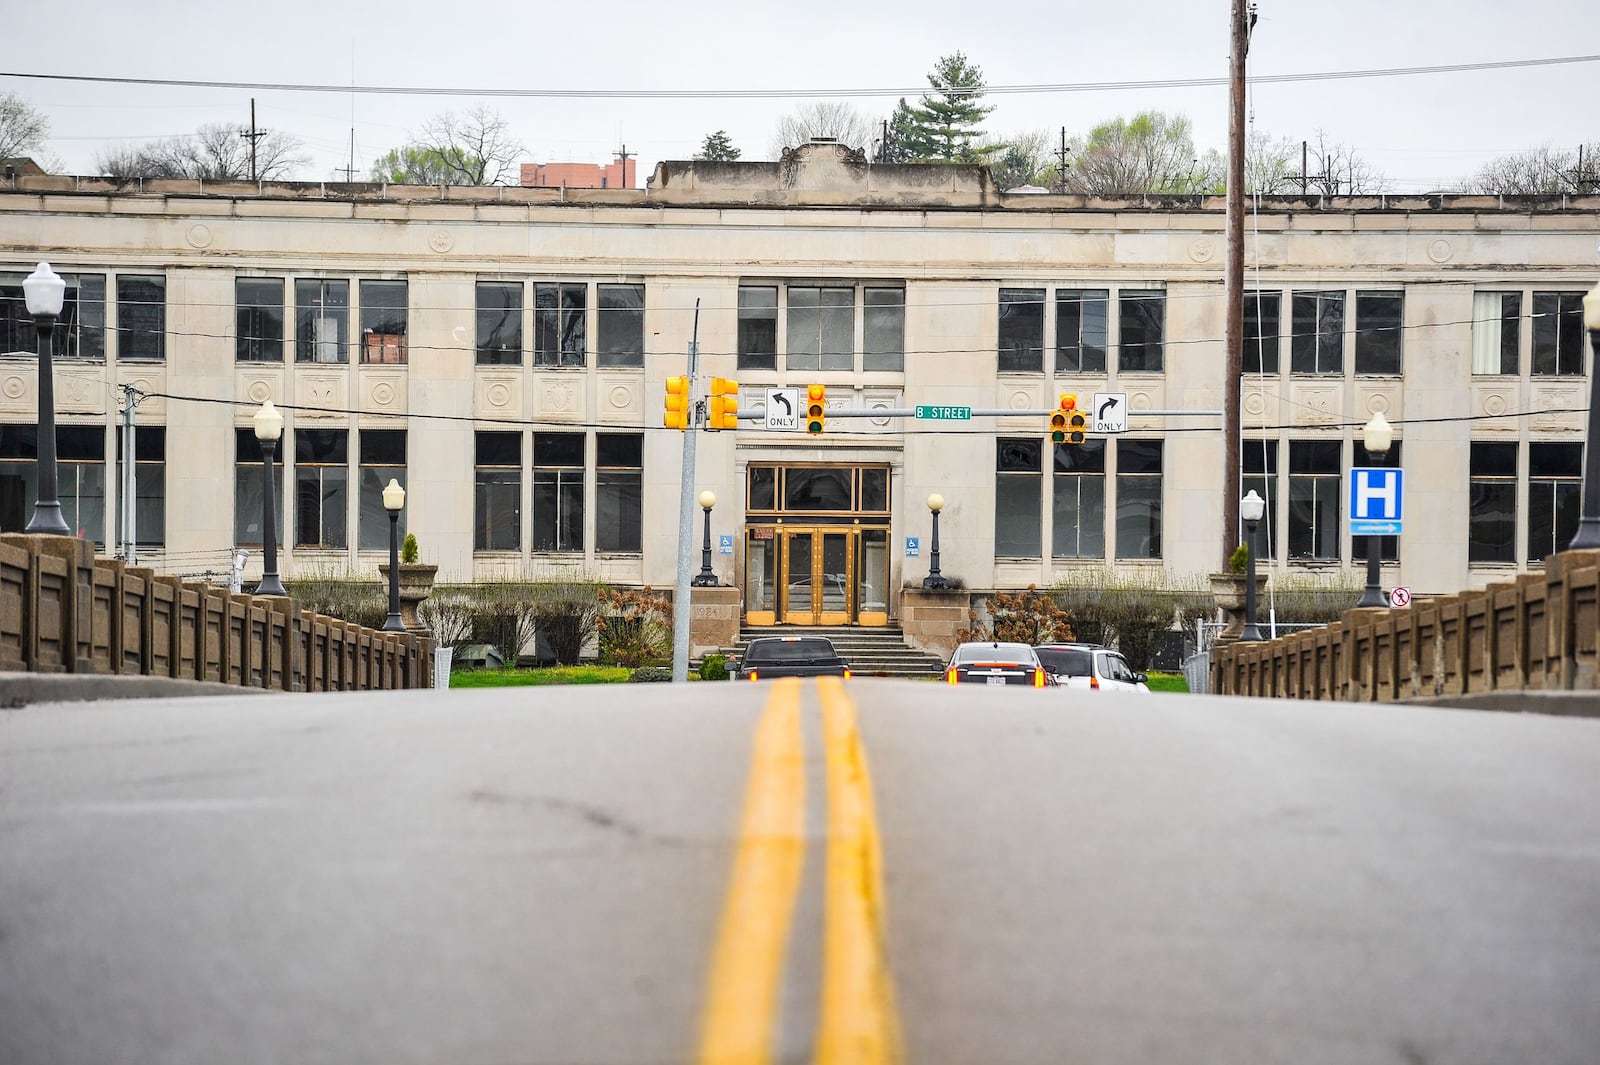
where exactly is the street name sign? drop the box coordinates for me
[765,387,800,431]
[915,405,972,421]
[1092,392,1128,434]
[1349,467,1404,535]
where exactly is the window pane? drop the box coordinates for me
[597,284,644,368]
[475,470,521,551]
[864,289,904,372]
[476,282,522,365]
[236,278,284,362]
[294,279,348,364]
[233,428,281,546]
[534,432,584,467]
[998,438,1042,473]
[359,280,407,365]
[1053,472,1105,558]
[1291,291,1343,374]
[1114,474,1161,559]
[1468,481,1516,563]
[357,465,405,551]
[1117,292,1165,373]
[476,430,522,467]
[535,283,586,368]
[783,467,851,511]
[996,474,1041,556]
[738,287,777,372]
[533,469,583,552]
[597,432,643,468]
[749,466,777,510]
[1243,291,1280,374]
[596,471,642,552]
[1532,292,1584,375]
[859,467,889,512]
[998,288,1044,373]
[117,275,166,361]
[1355,292,1402,375]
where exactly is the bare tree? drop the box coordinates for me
[1,92,51,166]
[93,122,308,180]
[372,107,523,185]
[977,129,1054,190]
[769,102,876,157]
[1244,129,1299,194]
[1302,130,1389,195]
[1456,142,1600,194]
[1065,111,1212,196]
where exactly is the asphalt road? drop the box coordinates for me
[2,681,1598,1065]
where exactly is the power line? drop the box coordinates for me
[4,53,1597,100]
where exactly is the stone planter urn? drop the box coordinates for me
[1209,571,1267,643]
[378,562,438,635]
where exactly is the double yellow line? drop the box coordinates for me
[697,677,901,1065]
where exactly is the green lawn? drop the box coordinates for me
[450,665,632,688]
[1146,671,1189,693]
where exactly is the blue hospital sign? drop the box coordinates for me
[1349,467,1404,535]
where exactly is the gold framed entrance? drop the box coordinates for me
[742,463,893,627]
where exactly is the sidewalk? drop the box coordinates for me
[0,673,267,708]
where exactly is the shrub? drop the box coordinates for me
[528,576,605,665]
[284,569,387,629]
[1228,543,1249,574]
[956,585,1073,645]
[1051,570,1211,672]
[1258,571,1365,624]
[597,586,674,668]
[699,653,729,681]
[401,532,420,564]
[628,666,673,683]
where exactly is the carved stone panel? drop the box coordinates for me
[1241,381,1281,429]
[1531,383,1584,432]
[237,369,285,409]
[295,373,347,417]
[362,370,407,413]
[1124,381,1166,420]
[535,378,583,422]
[597,376,641,424]
[1290,382,1341,427]
[0,367,34,416]
[996,382,1040,431]
[863,389,903,431]
[1472,383,1518,433]
[58,368,106,414]
[477,373,524,421]
[1354,383,1401,425]
[119,369,166,417]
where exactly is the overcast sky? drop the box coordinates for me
[5,0,1598,191]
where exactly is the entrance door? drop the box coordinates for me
[781,527,853,625]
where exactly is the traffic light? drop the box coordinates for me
[708,377,740,430]
[1050,393,1071,444]
[664,375,690,430]
[806,384,826,434]
[1067,402,1088,445]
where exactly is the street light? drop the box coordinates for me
[22,262,71,536]
[1240,489,1265,641]
[923,492,950,590]
[381,478,406,631]
[1566,281,1600,550]
[691,490,719,587]
[1356,411,1393,608]
[253,400,287,596]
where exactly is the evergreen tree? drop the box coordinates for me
[696,130,741,162]
[878,98,920,163]
[906,53,995,162]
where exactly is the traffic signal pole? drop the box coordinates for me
[671,303,702,684]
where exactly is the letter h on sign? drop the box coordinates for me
[1349,467,1404,534]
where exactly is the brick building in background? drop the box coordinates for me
[520,156,635,189]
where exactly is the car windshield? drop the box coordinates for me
[744,638,839,664]
[1035,648,1093,676]
[954,643,1036,664]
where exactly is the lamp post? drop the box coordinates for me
[1566,281,1600,550]
[923,492,950,590]
[22,262,71,536]
[691,490,719,587]
[1356,411,1393,608]
[381,478,406,631]
[1240,489,1265,641]
[253,400,287,597]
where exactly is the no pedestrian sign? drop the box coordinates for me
[1390,586,1411,608]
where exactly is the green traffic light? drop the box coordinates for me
[1051,431,1065,443]
[807,420,823,434]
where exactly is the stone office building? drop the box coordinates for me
[2,143,1596,627]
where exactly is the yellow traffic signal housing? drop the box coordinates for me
[664,375,690,430]
[1051,393,1075,444]
[806,384,826,434]
[1067,408,1088,445]
[708,377,740,430]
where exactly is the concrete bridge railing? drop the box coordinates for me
[1211,548,1600,702]
[1,534,431,693]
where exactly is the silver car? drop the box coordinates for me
[1034,643,1150,693]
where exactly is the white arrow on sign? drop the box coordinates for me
[1092,392,1128,434]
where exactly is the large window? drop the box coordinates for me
[1468,442,1517,564]
[737,286,778,371]
[1243,291,1281,375]
[1114,439,1162,559]
[233,428,282,548]
[1351,440,1401,563]
[474,431,521,551]
[1117,292,1165,373]
[117,275,165,361]
[1472,292,1520,376]
[1242,440,1279,560]
[1354,292,1403,375]
[294,428,348,549]
[0,425,104,543]
[1532,291,1585,376]
[1051,439,1105,558]
[117,426,165,549]
[996,438,1042,556]
[1291,291,1343,375]
[1528,442,1581,563]
[1056,289,1108,375]
[1288,440,1340,560]
[295,279,348,364]
[236,278,284,363]
[787,286,853,372]
[476,282,522,366]
[533,432,584,552]
[2,271,106,359]
[357,429,406,551]
[535,283,586,368]
[597,284,644,368]
[359,280,407,365]
[998,288,1045,374]
[595,433,643,553]
[863,288,905,372]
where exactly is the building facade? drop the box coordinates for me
[519,156,636,190]
[2,143,1597,625]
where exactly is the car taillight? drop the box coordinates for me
[843,668,852,679]
[747,670,758,681]
[946,668,958,684]
[1033,668,1046,687]
[1090,674,1099,690]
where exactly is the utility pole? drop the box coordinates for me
[1285,140,1330,196]
[118,385,146,565]
[239,99,268,182]
[616,143,631,188]
[1055,127,1071,194]
[336,130,358,182]
[1223,0,1254,567]
[671,301,703,683]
